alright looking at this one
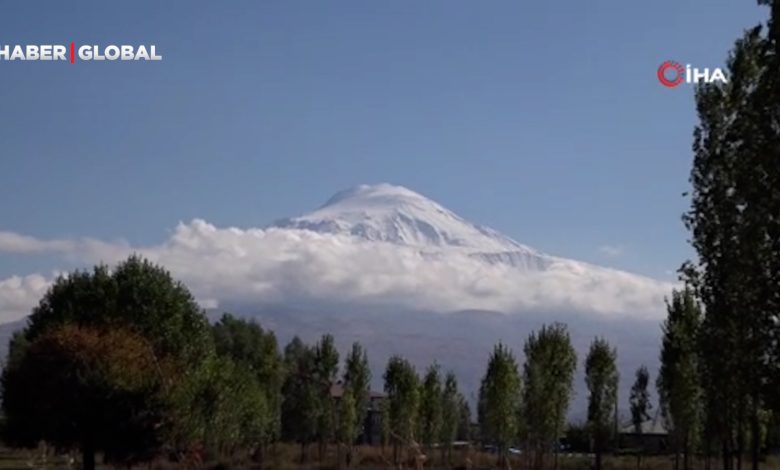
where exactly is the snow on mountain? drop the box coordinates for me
[0,184,671,414]
[265,183,673,316]
[274,183,553,270]
[0,183,673,324]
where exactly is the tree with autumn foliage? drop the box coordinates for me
[1,325,166,469]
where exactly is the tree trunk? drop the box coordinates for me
[300,442,306,464]
[554,415,561,470]
[595,450,602,470]
[256,443,265,469]
[637,433,643,470]
[750,396,760,470]
[81,441,95,470]
[723,441,731,470]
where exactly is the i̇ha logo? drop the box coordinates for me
[657,60,727,88]
[0,43,161,63]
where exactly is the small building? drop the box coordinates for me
[330,382,385,445]
[618,411,669,454]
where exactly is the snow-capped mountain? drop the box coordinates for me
[0,183,673,325]
[0,183,673,413]
[273,183,554,270]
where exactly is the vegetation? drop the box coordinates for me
[418,364,443,451]
[629,365,652,470]
[478,343,521,469]
[341,342,371,467]
[680,2,780,469]
[439,371,466,465]
[585,338,619,470]
[1,325,164,469]
[657,289,701,470]
[522,323,577,470]
[382,356,420,466]
[5,6,780,467]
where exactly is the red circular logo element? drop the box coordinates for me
[657,61,685,88]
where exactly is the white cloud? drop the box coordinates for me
[0,231,74,254]
[0,230,131,261]
[598,244,625,258]
[0,274,50,323]
[0,221,674,324]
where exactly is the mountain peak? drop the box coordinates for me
[272,184,550,270]
[314,184,455,223]
[321,183,428,209]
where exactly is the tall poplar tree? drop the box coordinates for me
[418,364,443,451]
[341,342,370,466]
[478,343,522,469]
[383,356,420,465]
[281,337,319,463]
[522,323,577,470]
[314,334,339,459]
[585,338,618,470]
[657,289,702,470]
[630,365,652,470]
[440,371,463,465]
[683,3,780,466]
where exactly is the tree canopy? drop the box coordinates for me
[585,338,618,470]
[478,343,521,468]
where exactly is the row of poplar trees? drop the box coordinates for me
[0,255,477,469]
[663,1,780,469]
[280,335,473,468]
[0,253,631,470]
[474,324,620,470]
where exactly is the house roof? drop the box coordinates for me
[620,410,668,435]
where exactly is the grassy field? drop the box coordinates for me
[1,444,779,469]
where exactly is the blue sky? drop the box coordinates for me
[0,0,768,281]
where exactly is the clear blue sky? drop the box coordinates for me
[0,1,767,280]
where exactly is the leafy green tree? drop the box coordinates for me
[457,398,472,442]
[341,342,371,465]
[522,323,577,470]
[24,256,213,365]
[478,343,521,469]
[383,355,420,465]
[440,371,462,464]
[683,5,780,468]
[314,334,339,458]
[212,313,283,446]
[1,325,166,470]
[168,355,269,459]
[281,337,320,463]
[585,338,618,470]
[380,398,391,452]
[630,365,652,470]
[419,364,443,452]
[2,256,222,466]
[657,289,702,470]
[337,387,358,468]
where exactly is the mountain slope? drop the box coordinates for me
[274,183,553,270]
[0,183,672,324]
